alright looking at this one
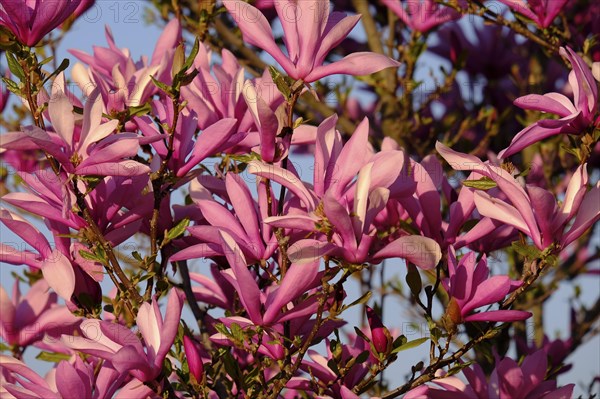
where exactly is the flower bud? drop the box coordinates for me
[366,306,392,355]
[183,335,204,383]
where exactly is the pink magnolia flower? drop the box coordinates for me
[222,0,400,82]
[135,101,238,177]
[70,20,181,113]
[405,350,574,399]
[442,246,531,324]
[0,74,154,177]
[438,142,600,250]
[0,0,82,46]
[381,0,464,32]
[0,355,154,399]
[216,231,321,327]
[498,0,568,28]
[0,209,76,301]
[183,335,205,383]
[170,172,278,264]
[499,47,599,158]
[257,116,441,269]
[61,289,183,382]
[0,279,79,347]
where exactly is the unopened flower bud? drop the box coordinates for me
[366,306,392,355]
[183,335,204,383]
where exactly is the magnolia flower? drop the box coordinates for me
[437,142,600,250]
[0,0,81,46]
[216,231,321,327]
[259,116,441,269]
[135,102,238,177]
[405,350,574,399]
[61,290,183,382]
[498,0,568,28]
[499,47,599,158]
[222,0,400,82]
[0,279,79,347]
[70,20,181,113]
[0,74,154,177]
[381,0,464,32]
[442,247,531,327]
[0,355,154,399]
[0,209,76,301]
[170,172,278,264]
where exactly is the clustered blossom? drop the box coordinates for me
[0,0,598,398]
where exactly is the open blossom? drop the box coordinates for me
[0,0,82,46]
[381,0,464,32]
[405,350,574,399]
[0,74,155,177]
[61,289,183,382]
[0,209,77,301]
[254,116,441,269]
[0,355,156,399]
[442,246,531,326]
[498,0,568,28]
[223,0,400,82]
[70,20,180,113]
[437,142,600,250]
[499,47,599,158]
[0,279,80,347]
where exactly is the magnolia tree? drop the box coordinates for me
[0,0,599,398]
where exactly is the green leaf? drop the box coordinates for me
[42,58,70,85]
[150,75,172,95]
[447,361,473,376]
[511,241,542,259]
[391,337,428,354]
[355,350,370,364]
[342,291,372,312]
[268,66,292,99]
[5,52,25,81]
[230,323,244,343]
[2,76,21,95]
[406,264,422,297]
[183,37,200,71]
[462,177,497,190]
[79,249,104,263]
[165,218,190,243]
[36,351,71,363]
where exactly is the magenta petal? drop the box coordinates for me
[56,361,92,399]
[263,259,319,325]
[156,290,183,367]
[178,118,237,177]
[465,310,532,323]
[498,123,564,159]
[222,0,296,74]
[219,231,263,325]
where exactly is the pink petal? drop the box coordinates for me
[373,235,442,270]
[41,250,75,301]
[220,231,263,324]
[306,52,400,82]
[464,310,532,322]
